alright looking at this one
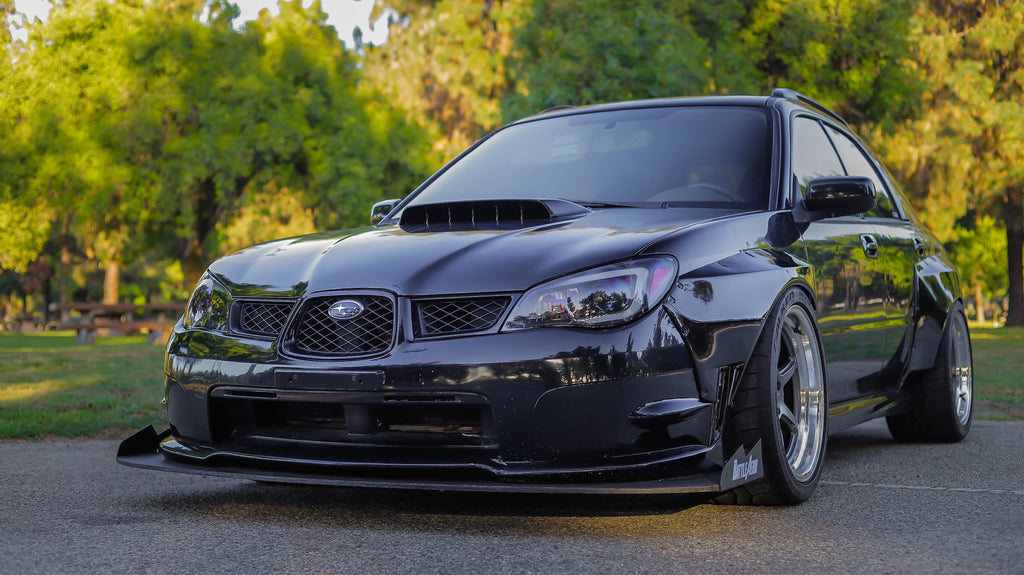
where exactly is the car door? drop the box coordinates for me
[791,116,889,405]
[823,124,920,390]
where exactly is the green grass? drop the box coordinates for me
[0,332,165,439]
[970,326,1024,407]
[0,326,1021,440]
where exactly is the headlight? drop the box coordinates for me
[502,256,677,330]
[183,273,231,331]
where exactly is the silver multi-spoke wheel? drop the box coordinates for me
[776,304,826,482]
[949,311,973,427]
[718,288,827,505]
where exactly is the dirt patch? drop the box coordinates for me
[976,400,1024,421]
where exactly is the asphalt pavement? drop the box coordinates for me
[1,418,1022,574]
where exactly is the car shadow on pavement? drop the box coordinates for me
[127,420,909,527]
[139,482,713,520]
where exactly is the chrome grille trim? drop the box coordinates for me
[415,297,510,337]
[289,294,396,357]
[237,301,294,337]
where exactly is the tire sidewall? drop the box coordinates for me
[758,288,828,502]
[942,304,973,439]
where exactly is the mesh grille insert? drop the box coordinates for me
[416,297,509,337]
[238,301,293,336]
[293,295,395,356]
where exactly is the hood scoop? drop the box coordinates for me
[399,199,591,232]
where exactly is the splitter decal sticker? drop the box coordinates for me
[720,440,764,490]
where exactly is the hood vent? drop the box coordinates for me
[399,199,590,232]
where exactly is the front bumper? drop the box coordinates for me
[121,308,736,493]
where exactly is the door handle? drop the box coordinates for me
[912,237,927,257]
[860,234,880,258]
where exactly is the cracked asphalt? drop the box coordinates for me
[1,418,1022,574]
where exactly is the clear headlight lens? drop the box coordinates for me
[502,256,677,331]
[182,273,230,331]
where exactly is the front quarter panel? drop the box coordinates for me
[646,211,812,406]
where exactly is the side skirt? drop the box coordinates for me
[827,390,910,435]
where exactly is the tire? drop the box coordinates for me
[886,305,973,443]
[716,288,828,505]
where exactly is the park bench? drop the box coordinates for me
[53,302,185,345]
[6,313,43,332]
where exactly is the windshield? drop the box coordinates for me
[408,106,773,210]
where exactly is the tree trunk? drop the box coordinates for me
[181,239,206,291]
[974,282,986,324]
[1007,225,1024,326]
[60,243,71,322]
[42,270,52,326]
[176,176,251,290]
[103,260,120,305]
[178,177,220,290]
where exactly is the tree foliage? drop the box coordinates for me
[1,0,435,296]
[504,0,916,123]
[1,0,1022,328]
[362,0,525,158]
[504,0,723,118]
[872,0,1024,325]
[951,215,1008,323]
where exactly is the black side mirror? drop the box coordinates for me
[371,199,401,225]
[796,176,876,222]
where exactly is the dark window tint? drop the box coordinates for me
[792,117,844,194]
[409,107,772,210]
[825,125,897,218]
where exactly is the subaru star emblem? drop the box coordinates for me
[327,299,364,320]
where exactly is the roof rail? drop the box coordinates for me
[771,88,849,128]
[539,104,575,114]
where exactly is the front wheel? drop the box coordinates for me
[886,305,973,442]
[716,288,828,505]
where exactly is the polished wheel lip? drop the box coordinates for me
[776,303,826,482]
[950,312,973,427]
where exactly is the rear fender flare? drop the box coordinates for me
[907,254,963,373]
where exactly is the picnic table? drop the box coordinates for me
[53,302,186,345]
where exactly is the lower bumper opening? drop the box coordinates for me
[209,387,497,450]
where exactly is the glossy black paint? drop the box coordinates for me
[802,176,877,219]
[118,93,963,494]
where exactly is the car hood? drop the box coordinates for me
[209,207,744,297]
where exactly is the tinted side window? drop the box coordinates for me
[792,117,844,195]
[825,125,897,218]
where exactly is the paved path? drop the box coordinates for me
[2,419,1022,574]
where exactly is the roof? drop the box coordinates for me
[520,90,849,128]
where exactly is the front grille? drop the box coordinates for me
[237,301,293,336]
[415,297,510,337]
[292,295,395,356]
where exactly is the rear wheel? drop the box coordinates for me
[886,306,972,442]
[716,288,827,505]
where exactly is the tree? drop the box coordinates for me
[744,0,918,122]
[0,0,50,275]
[504,0,719,119]
[0,202,49,273]
[8,0,198,302]
[4,0,436,296]
[503,0,915,124]
[872,0,1024,325]
[132,0,434,284]
[951,215,1008,323]
[362,0,527,159]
